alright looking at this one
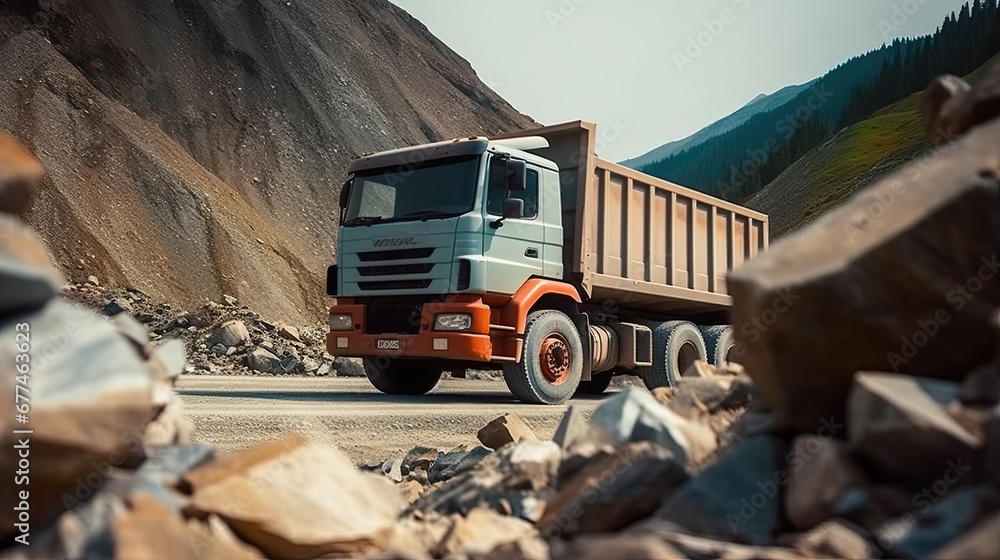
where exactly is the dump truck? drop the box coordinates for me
[327,121,769,404]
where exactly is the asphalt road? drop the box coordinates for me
[176,376,614,464]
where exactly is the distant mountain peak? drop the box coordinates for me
[620,80,816,169]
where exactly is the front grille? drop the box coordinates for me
[358,279,433,291]
[358,263,435,277]
[359,297,437,334]
[358,247,435,262]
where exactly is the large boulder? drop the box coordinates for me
[412,440,560,522]
[784,435,867,531]
[589,387,717,466]
[848,372,981,486]
[651,435,789,546]
[0,214,63,316]
[924,60,1000,144]
[727,116,1000,433]
[789,519,874,560]
[112,494,263,560]
[428,446,491,485]
[0,133,43,217]
[477,414,538,450]
[538,441,688,539]
[0,299,157,539]
[246,348,282,374]
[183,436,405,559]
[209,320,251,348]
[932,512,1000,560]
[401,446,440,477]
[551,534,683,560]
[885,486,1000,559]
[436,509,542,559]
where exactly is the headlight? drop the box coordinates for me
[328,314,354,331]
[434,313,473,331]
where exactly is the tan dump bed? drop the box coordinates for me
[494,121,769,320]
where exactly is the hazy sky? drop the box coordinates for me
[391,0,970,161]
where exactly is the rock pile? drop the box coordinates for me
[61,280,364,378]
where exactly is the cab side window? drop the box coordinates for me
[521,170,539,219]
[486,158,539,220]
[486,157,508,216]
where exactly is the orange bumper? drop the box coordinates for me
[326,297,496,362]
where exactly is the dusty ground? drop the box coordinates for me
[177,376,612,464]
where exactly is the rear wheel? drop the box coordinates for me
[503,310,583,404]
[576,371,614,395]
[702,325,737,367]
[638,321,707,390]
[363,358,442,396]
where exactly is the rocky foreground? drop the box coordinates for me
[3,65,1000,559]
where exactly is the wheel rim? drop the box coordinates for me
[678,341,699,377]
[724,345,736,365]
[539,333,572,385]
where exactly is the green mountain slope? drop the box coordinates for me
[637,1,1000,203]
[747,53,998,238]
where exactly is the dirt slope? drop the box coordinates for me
[746,92,932,238]
[0,0,533,323]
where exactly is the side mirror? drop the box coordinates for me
[503,198,525,220]
[505,160,526,192]
[339,178,353,209]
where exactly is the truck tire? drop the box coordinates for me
[638,321,706,390]
[363,358,442,396]
[576,371,614,395]
[701,325,736,367]
[503,310,583,404]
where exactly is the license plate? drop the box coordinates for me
[376,339,400,350]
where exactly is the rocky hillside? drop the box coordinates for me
[0,0,534,324]
[746,92,932,237]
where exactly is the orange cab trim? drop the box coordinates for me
[501,278,583,335]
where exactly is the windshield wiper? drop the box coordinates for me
[401,210,461,221]
[343,216,385,227]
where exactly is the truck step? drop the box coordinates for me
[490,355,518,363]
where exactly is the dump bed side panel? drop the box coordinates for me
[494,121,769,319]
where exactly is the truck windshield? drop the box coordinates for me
[344,155,481,227]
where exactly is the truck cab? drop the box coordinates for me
[336,136,563,302]
[328,121,769,404]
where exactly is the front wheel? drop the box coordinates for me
[503,310,583,404]
[363,358,442,396]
